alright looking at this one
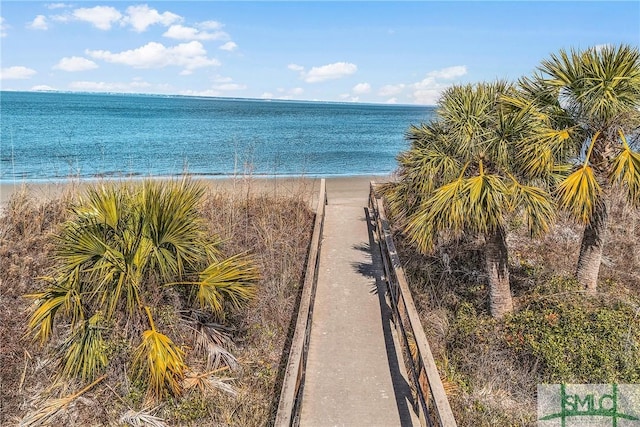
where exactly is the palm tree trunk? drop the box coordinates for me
[485,226,513,318]
[576,199,608,294]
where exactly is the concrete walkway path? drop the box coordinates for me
[299,186,418,427]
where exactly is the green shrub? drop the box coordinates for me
[26,179,259,400]
[505,277,640,383]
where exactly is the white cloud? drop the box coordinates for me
[213,83,247,91]
[385,98,398,104]
[198,20,223,30]
[411,77,447,105]
[339,93,360,102]
[87,41,220,73]
[288,64,304,72]
[303,62,357,83]
[69,80,153,92]
[213,76,233,83]
[31,84,57,91]
[1,17,9,37]
[1,66,37,80]
[28,15,48,30]
[412,88,442,105]
[410,65,468,105]
[46,3,71,9]
[378,84,406,97]
[352,82,371,95]
[163,24,227,41]
[54,56,98,72]
[219,41,238,52]
[73,6,122,30]
[50,14,71,23]
[124,4,181,32]
[180,89,221,97]
[427,65,467,80]
[179,81,247,98]
[262,87,304,100]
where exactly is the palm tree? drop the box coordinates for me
[27,179,258,399]
[508,44,640,293]
[386,81,554,318]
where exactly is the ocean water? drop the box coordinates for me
[0,91,434,182]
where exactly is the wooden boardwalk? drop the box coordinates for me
[298,186,419,426]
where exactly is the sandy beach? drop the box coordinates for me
[0,175,393,211]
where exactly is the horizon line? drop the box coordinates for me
[0,88,436,108]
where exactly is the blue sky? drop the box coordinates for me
[1,1,638,105]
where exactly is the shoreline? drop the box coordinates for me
[0,174,394,210]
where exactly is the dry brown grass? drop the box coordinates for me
[0,180,314,426]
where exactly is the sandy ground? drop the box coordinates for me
[0,175,393,211]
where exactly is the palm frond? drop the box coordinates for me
[556,166,602,223]
[134,324,187,399]
[120,407,167,427]
[406,178,465,253]
[141,179,207,281]
[462,170,509,235]
[59,312,108,380]
[73,183,125,230]
[27,278,82,343]
[196,326,237,370]
[181,309,239,370]
[183,368,237,396]
[508,181,555,237]
[610,132,640,205]
[19,375,105,427]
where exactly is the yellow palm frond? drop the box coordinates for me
[509,181,555,237]
[406,178,465,253]
[463,171,508,235]
[196,254,259,318]
[74,184,124,230]
[134,311,186,399]
[610,132,640,205]
[27,278,83,343]
[556,166,601,223]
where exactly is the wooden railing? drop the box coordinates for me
[368,182,457,427]
[274,178,327,427]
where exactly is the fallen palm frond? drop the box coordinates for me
[19,375,105,427]
[183,368,237,397]
[183,310,239,370]
[119,407,167,427]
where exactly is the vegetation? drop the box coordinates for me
[384,44,640,424]
[507,44,640,292]
[385,81,554,317]
[27,179,258,400]
[0,179,314,426]
[390,199,640,425]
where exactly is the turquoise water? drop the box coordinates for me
[0,91,434,182]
